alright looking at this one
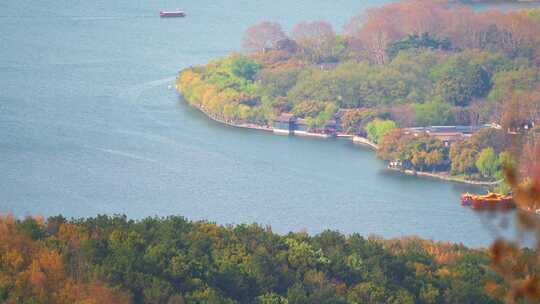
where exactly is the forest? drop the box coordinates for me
[4,1,540,304]
[177,1,540,182]
[0,214,507,304]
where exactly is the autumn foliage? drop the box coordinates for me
[179,0,540,133]
[242,21,286,53]
[0,215,129,304]
[344,0,540,64]
[174,2,540,302]
[0,214,504,303]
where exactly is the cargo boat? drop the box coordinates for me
[461,192,515,210]
[159,10,186,17]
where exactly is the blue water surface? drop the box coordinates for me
[2,0,534,246]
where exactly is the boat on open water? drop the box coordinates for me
[159,10,186,17]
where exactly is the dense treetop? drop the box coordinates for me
[0,214,505,303]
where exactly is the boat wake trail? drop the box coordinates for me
[117,76,177,127]
[94,147,158,163]
[0,15,154,20]
[118,76,176,102]
[70,16,154,21]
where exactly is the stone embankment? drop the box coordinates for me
[179,90,497,187]
[387,167,502,186]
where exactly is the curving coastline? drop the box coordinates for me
[190,101,273,132]
[386,167,502,186]
[177,84,498,188]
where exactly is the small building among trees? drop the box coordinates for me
[272,113,337,136]
[294,118,309,135]
[403,125,491,146]
[273,113,296,135]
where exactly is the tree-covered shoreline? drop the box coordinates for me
[178,2,539,186]
[0,213,508,303]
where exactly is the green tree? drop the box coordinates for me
[257,68,300,98]
[231,56,261,81]
[286,283,308,304]
[389,289,415,304]
[0,214,506,304]
[143,278,173,304]
[450,142,479,176]
[487,68,539,104]
[347,282,389,303]
[433,57,491,106]
[420,283,440,304]
[475,147,500,179]
[186,287,236,304]
[414,101,453,126]
[292,101,324,118]
[403,136,449,172]
[386,33,451,60]
[257,292,288,304]
[365,119,397,144]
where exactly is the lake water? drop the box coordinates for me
[1,0,533,247]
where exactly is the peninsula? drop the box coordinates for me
[177,1,540,190]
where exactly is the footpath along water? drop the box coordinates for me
[1,0,535,246]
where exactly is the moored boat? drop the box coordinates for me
[460,192,515,210]
[461,193,474,206]
[159,10,186,17]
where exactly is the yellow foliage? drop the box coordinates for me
[202,85,218,106]
[0,214,130,304]
[178,69,199,89]
[238,104,251,120]
[223,104,238,119]
[436,267,451,278]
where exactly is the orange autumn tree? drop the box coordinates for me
[0,215,129,304]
